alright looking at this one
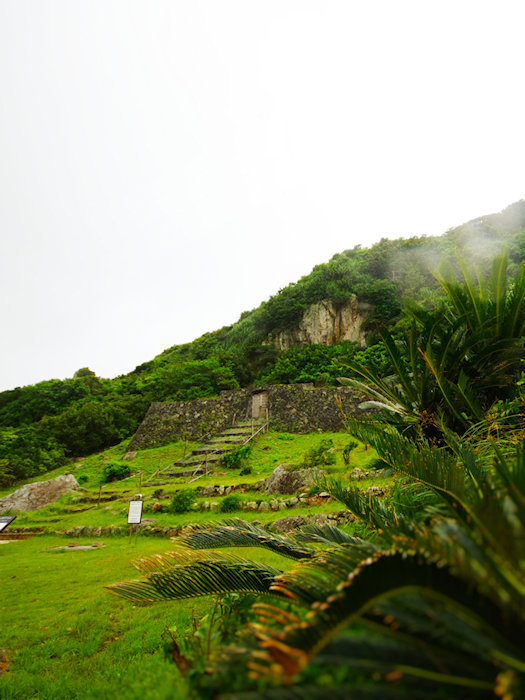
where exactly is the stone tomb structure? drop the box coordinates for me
[128,384,369,450]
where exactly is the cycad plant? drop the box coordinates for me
[340,254,525,442]
[107,423,525,698]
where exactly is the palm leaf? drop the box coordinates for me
[106,551,284,604]
[246,552,524,684]
[177,519,315,560]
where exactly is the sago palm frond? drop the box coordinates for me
[293,523,372,547]
[177,519,315,560]
[245,552,524,689]
[106,551,284,604]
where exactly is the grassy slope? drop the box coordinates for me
[0,537,290,700]
[2,432,387,532]
[0,430,389,698]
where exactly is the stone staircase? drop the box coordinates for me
[160,419,267,479]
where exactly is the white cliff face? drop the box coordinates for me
[267,297,368,349]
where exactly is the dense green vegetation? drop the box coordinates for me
[1,201,524,485]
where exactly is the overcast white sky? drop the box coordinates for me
[1,1,524,392]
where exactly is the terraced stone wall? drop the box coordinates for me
[128,384,369,450]
[128,389,249,450]
[266,385,368,433]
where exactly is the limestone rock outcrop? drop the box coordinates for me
[265,464,324,495]
[0,474,79,513]
[266,296,368,350]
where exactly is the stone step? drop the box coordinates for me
[163,468,205,478]
[172,454,222,467]
[191,446,233,455]
[220,429,254,436]
[207,437,244,445]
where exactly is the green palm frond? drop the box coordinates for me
[246,552,524,686]
[293,523,373,548]
[315,633,494,685]
[106,551,284,604]
[270,547,379,605]
[342,255,525,438]
[365,594,511,674]
[344,419,468,501]
[323,480,419,539]
[492,439,525,517]
[177,519,315,560]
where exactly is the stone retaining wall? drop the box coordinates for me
[128,389,248,450]
[128,384,370,450]
[267,385,368,433]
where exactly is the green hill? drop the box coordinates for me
[1,199,524,485]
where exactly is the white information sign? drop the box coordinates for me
[0,516,16,532]
[127,500,143,525]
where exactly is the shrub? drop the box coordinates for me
[342,440,358,465]
[221,445,252,469]
[169,488,196,514]
[239,466,252,476]
[219,493,242,513]
[101,462,131,483]
[77,473,89,484]
[301,438,336,468]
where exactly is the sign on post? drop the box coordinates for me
[0,516,17,532]
[127,499,143,525]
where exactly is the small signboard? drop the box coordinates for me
[127,500,143,525]
[0,516,16,532]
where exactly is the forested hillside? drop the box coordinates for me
[1,200,524,485]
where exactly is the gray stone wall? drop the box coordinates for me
[128,389,249,450]
[266,385,367,433]
[128,384,370,450]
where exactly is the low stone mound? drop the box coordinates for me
[0,474,79,513]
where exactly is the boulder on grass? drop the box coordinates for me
[0,474,79,513]
[265,464,325,495]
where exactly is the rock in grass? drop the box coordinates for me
[350,468,367,480]
[269,515,307,533]
[0,474,79,513]
[265,464,325,495]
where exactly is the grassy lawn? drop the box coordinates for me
[0,536,293,699]
[0,429,391,697]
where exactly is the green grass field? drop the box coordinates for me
[1,536,294,699]
[0,430,389,697]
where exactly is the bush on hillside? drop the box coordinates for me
[219,494,242,513]
[301,438,336,468]
[169,488,197,514]
[342,440,358,465]
[221,445,252,469]
[102,462,131,483]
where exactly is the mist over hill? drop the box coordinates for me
[1,199,524,485]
